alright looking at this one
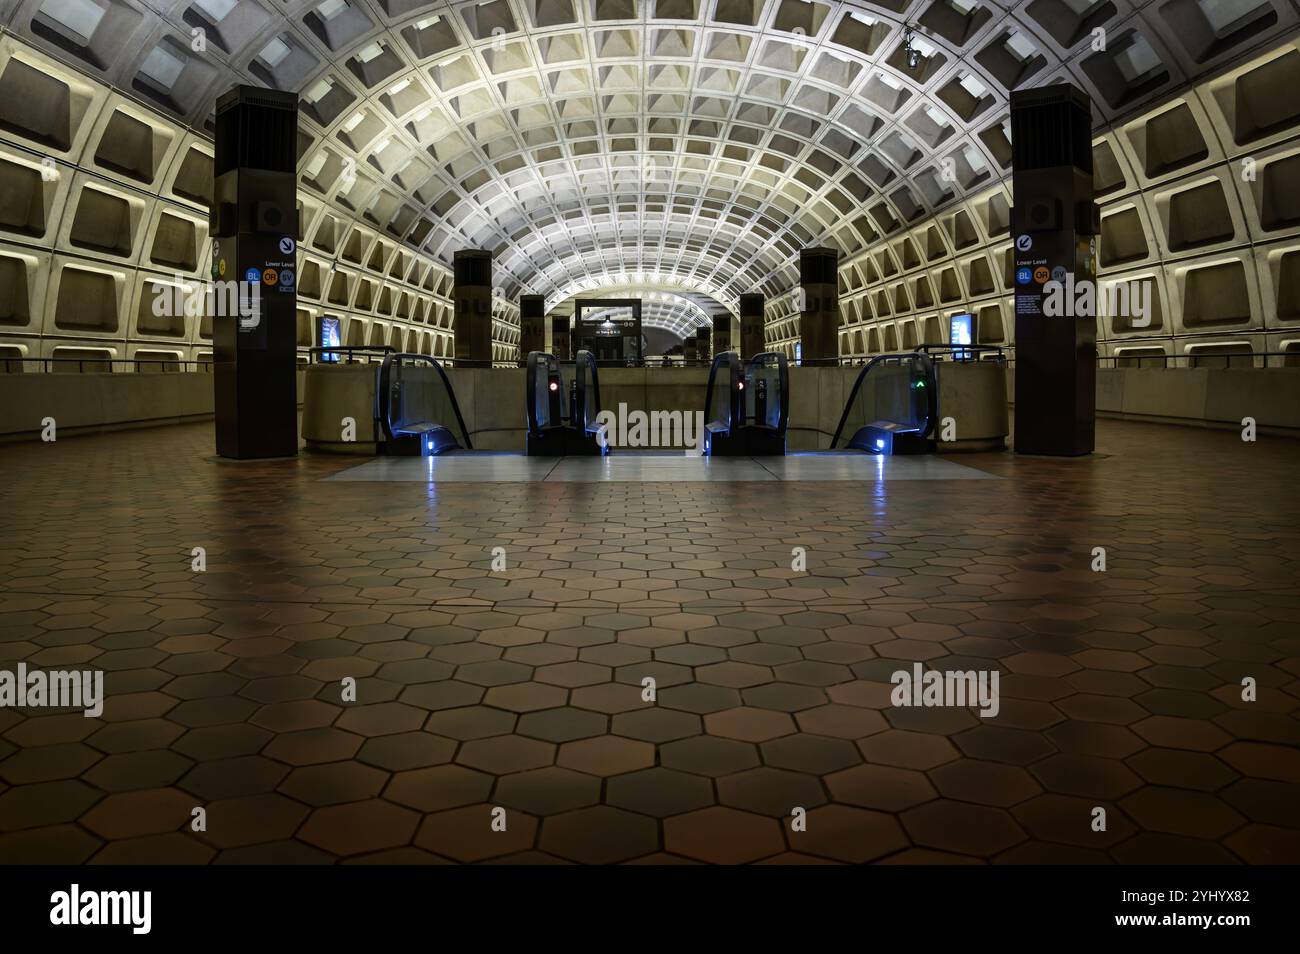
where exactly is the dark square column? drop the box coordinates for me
[1010,84,1099,456]
[712,313,733,353]
[739,293,765,359]
[519,294,545,362]
[798,247,839,366]
[551,316,570,360]
[453,249,492,367]
[211,85,300,460]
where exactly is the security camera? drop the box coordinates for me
[903,24,922,70]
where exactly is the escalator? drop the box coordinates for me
[702,351,788,456]
[525,349,607,456]
[830,351,937,454]
[376,352,473,455]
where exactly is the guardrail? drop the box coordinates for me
[837,347,1005,367]
[1092,351,1298,369]
[305,345,394,365]
[2,348,1295,373]
[0,357,216,373]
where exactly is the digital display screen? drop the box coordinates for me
[950,313,973,360]
[320,316,341,363]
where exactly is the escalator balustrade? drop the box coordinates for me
[376,353,474,456]
[525,350,607,456]
[830,352,937,455]
[702,351,788,456]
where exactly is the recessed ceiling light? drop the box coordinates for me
[193,0,238,22]
[304,78,333,102]
[37,0,106,42]
[316,0,348,20]
[140,45,186,88]
[257,37,291,69]
[1005,31,1037,61]
[355,42,384,63]
[925,105,949,127]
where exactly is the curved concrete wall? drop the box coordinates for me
[301,364,380,454]
[937,360,1010,451]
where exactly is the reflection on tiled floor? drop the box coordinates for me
[325,452,998,482]
[0,419,1297,864]
[325,453,562,483]
[761,453,999,482]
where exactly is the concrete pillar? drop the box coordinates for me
[519,294,545,362]
[1010,84,1099,456]
[798,247,839,366]
[211,85,299,459]
[453,249,492,367]
[739,293,765,359]
[695,326,711,362]
[551,316,570,360]
[712,313,733,353]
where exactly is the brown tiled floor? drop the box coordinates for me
[0,419,1298,864]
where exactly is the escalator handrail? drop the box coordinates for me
[703,351,740,432]
[525,351,564,436]
[745,351,790,434]
[830,351,937,448]
[376,352,473,450]
[575,350,601,436]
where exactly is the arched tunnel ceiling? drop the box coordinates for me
[4,0,1294,313]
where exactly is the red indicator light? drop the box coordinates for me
[549,381,559,391]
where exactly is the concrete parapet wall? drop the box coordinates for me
[787,365,857,449]
[937,361,1010,451]
[301,364,379,453]
[1101,368,1300,432]
[0,372,214,441]
[445,368,526,451]
[3,365,1295,445]
[0,371,305,442]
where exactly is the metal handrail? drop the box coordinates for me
[306,345,394,364]
[574,350,602,435]
[0,357,217,373]
[916,344,1006,362]
[1092,351,1299,369]
[3,347,1292,375]
[703,351,740,431]
[525,351,561,436]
